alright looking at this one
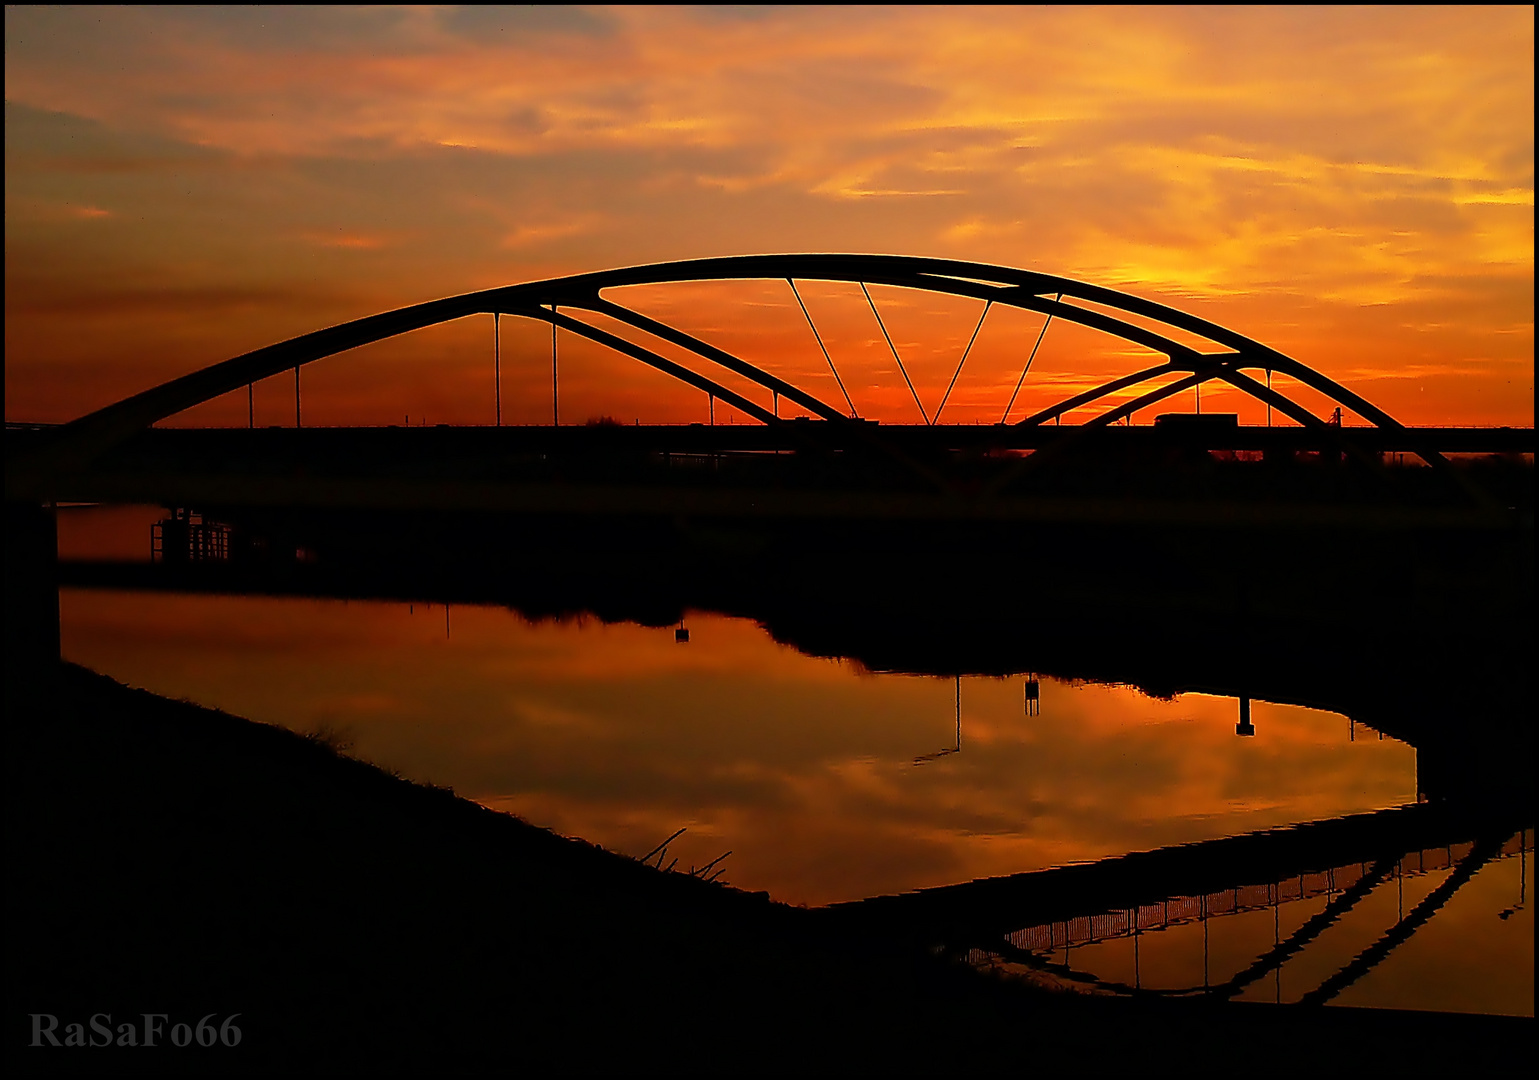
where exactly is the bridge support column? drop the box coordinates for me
[5,501,61,675]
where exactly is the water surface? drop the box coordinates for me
[62,591,1422,903]
[53,506,1532,1017]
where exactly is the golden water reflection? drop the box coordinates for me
[60,591,1419,905]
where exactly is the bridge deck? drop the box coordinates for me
[9,424,1532,527]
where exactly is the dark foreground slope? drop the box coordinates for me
[6,665,1527,1075]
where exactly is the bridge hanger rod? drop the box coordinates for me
[1009,361,1417,496]
[577,295,846,422]
[514,305,780,425]
[1091,366,1240,428]
[508,300,954,494]
[1001,293,1059,424]
[866,275,1407,432]
[509,254,1265,355]
[1214,367,1446,486]
[788,279,858,418]
[861,282,929,425]
[976,362,1243,499]
[1013,356,1233,429]
[933,300,991,424]
[854,274,1205,371]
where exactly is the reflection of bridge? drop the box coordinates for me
[823,805,1531,1006]
[990,831,1528,1003]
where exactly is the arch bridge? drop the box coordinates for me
[4,256,1530,671]
[12,253,1486,482]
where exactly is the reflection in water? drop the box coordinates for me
[60,591,1418,906]
[51,495,1533,1018]
[965,831,1530,1016]
[911,676,962,764]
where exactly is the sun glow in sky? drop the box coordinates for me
[5,6,1533,427]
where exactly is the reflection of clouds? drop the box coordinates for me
[63,595,1418,905]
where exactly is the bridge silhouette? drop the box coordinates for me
[8,253,1530,547]
[8,254,1532,482]
[6,257,1532,1035]
[6,254,1533,745]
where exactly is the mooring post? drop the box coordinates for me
[294,366,302,427]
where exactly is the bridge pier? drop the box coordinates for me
[4,501,61,675]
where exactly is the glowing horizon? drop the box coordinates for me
[5,6,1533,428]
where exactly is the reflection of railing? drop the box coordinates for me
[963,828,1529,1007]
[829,801,1525,939]
[998,831,1530,955]
[829,802,1530,1011]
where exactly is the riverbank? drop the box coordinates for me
[6,663,1526,1073]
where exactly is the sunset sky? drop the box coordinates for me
[5,6,1533,428]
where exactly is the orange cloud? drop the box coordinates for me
[297,230,390,250]
[3,6,1531,427]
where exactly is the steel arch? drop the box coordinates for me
[28,254,1432,471]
